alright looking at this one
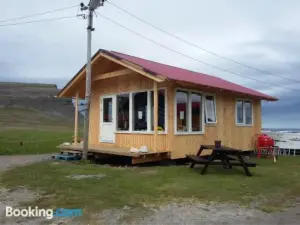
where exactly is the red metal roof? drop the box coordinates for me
[103,50,277,101]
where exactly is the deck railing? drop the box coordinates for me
[253,148,300,156]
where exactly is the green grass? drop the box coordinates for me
[0,108,76,129]
[1,157,300,215]
[0,129,76,155]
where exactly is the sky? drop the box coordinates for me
[0,0,299,129]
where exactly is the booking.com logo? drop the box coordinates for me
[6,206,82,219]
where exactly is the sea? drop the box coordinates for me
[262,128,300,133]
[262,128,300,152]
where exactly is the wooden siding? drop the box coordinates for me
[88,72,170,153]
[89,71,262,159]
[168,84,261,158]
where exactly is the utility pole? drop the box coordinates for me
[80,0,105,160]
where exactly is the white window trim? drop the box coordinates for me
[235,98,254,127]
[174,88,205,135]
[115,88,168,134]
[204,94,217,124]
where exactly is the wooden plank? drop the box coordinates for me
[99,52,165,82]
[58,52,104,98]
[153,81,158,152]
[74,91,79,144]
[59,144,170,158]
[93,69,132,81]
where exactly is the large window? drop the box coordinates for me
[236,100,253,125]
[205,95,216,123]
[133,92,148,131]
[115,89,167,133]
[116,94,129,131]
[151,89,166,131]
[175,90,203,133]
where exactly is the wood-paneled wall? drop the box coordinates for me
[88,73,171,152]
[89,73,262,159]
[167,84,261,158]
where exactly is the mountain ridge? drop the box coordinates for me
[0,82,82,130]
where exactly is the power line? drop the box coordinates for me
[106,0,300,84]
[97,13,300,92]
[0,16,77,27]
[0,5,78,24]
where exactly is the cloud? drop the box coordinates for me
[0,0,300,128]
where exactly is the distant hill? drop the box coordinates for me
[0,82,82,130]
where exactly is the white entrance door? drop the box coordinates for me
[100,95,116,143]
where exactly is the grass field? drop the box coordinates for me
[0,108,76,130]
[0,129,76,155]
[1,157,300,216]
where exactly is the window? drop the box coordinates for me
[176,91,188,132]
[205,95,216,123]
[116,94,129,131]
[114,89,167,133]
[175,90,204,133]
[132,92,148,131]
[236,100,253,125]
[191,93,202,131]
[103,98,112,122]
[151,89,166,131]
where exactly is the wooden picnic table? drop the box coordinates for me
[186,145,256,176]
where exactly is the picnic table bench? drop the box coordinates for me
[186,145,256,176]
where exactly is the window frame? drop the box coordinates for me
[204,94,217,124]
[235,98,254,126]
[149,89,168,133]
[174,88,205,135]
[114,88,168,134]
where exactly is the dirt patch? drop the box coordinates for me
[66,174,107,180]
[139,170,158,175]
[0,187,41,225]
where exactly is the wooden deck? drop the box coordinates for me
[58,144,170,164]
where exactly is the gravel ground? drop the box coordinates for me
[0,155,299,225]
[0,154,53,171]
[96,201,300,225]
[0,154,53,225]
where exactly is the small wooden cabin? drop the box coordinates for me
[57,49,277,164]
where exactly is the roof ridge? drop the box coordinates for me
[110,50,220,78]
